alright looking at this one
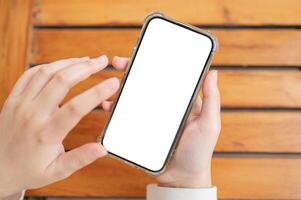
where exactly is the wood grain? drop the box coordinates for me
[3,1,301,199]
[57,70,301,108]
[26,157,301,199]
[0,0,33,107]
[217,111,301,152]
[33,0,301,26]
[31,29,301,66]
[218,71,301,108]
[63,111,301,153]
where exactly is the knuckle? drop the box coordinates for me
[13,103,24,115]
[54,72,69,86]
[92,86,105,99]
[51,161,84,181]
[17,109,34,127]
[38,67,52,77]
[16,107,45,130]
[73,155,92,170]
[23,68,33,76]
[66,103,82,117]
[51,168,71,181]
[75,157,88,168]
[36,131,49,144]
[92,81,115,99]
[19,68,36,80]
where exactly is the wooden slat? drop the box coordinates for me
[26,157,301,199]
[218,71,301,108]
[0,0,33,107]
[31,29,301,66]
[59,70,301,108]
[33,0,301,26]
[63,111,301,153]
[218,111,301,152]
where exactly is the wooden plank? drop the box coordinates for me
[217,111,301,153]
[218,71,301,108]
[0,0,33,107]
[31,29,301,66]
[33,0,301,26]
[63,111,301,153]
[26,157,301,199]
[58,70,301,108]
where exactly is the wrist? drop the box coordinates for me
[0,189,12,199]
[158,166,212,188]
[0,184,8,198]
[0,180,17,198]
[0,191,25,200]
[0,190,9,199]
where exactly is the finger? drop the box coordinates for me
[112,56,129,71]
[101,100,113,112]
[36,55,109,112]
[187,96,202,123]
[10,65,43,97]
[11,57,89,97]
[22,57,89,100]
[198,70,221,128]
[48,77,120,141]
[46,143,106,181]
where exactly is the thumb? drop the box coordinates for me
[198,70,221,129]
[46,143,107,181]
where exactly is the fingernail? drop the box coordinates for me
[90,55,108,65]
[78,56,90,62]
[115,56,128,61]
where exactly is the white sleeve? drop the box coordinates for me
[1,190,25,200]
[147,184,217,200]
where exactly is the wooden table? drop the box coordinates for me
[1,0,301,199]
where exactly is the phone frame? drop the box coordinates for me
[99,12,218,175]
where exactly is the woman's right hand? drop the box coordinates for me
[0,55,121,197]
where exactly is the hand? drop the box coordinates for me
[0,55,121,197]
[157,70,221,188]
[106,57,221,188]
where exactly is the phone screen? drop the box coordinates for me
[102,16,214,172]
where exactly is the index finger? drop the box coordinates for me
[47,77,120,142]
[36,55,109,113]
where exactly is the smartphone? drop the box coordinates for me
[100,13,217,174]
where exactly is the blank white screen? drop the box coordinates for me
[102,17,213,172]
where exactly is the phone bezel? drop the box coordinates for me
[100,13,217,175]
